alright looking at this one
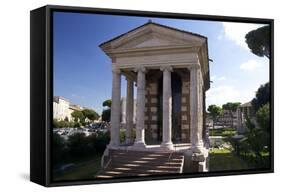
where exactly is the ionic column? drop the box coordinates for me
[189,64,204,153]
[133,66,146,148]
[160,66,174,150]
[109,66,121,147]
[125,77,134,144]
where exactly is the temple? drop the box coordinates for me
[98,21,211,177]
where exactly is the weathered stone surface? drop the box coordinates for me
[160,66,173,150]
[191,153,206,162]
[133,66,146,148]
[109,66,121,146]
[125,77,134,144]
[189,65,204,153]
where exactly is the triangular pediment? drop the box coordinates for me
[100,22,206,51]
[99,21,210,90]
[124,35,174,48]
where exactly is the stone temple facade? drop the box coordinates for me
[99,21,210,173]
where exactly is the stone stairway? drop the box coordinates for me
[96,149,184,179]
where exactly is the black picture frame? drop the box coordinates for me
[30,4,274,187]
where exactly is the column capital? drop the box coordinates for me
[187,64,200,70]
[160,65,173,72]
[112,65,121,74]
[134,66,146,73]
[125,75,133,81]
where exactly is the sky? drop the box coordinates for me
[53,12,269,114]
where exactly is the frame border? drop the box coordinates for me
[31,4,274,187]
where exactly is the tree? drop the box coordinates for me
[102,108,111,122]
[256,103,270,132]
[242,117,269,168]
[102,99,112,122]
[256,103,270,150]
[82,109,100,121]
[64,116,69,122]
[71,110,84,123]
[245,25,270,58]
[207,105,222,129]
[222,102,241,128]
[222,102,241,112]
[252,82,270,112]
[102,99,112,108]
[53,119,69,128]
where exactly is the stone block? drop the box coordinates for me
[151,116,157,121]
[151,124,157,130]
[182,124,189,129]
[192,153,206,162]
[181,97,186,103]
[151,107,157,112]
[151,98,157,103]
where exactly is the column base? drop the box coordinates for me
[192,146,203,153]
[125,138,134,145]
[161,142,174,150]
[192,141,204,153]
[133,141,146,149]
[108,141,119,148]
[182,148,209,173]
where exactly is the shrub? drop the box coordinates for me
[53,119,60,128]
[67,133,89,158]
[52,133,67,166]
[86,134,98,154]
[74,122,81,128]
[53,119,74,128]
[119,129,126,143]
[94,131,110,154]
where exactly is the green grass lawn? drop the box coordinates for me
[209,127,236,137]
[53,155,102,181]
[209,148,250,172]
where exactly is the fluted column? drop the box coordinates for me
[125,77,134,144]
[160,66,174,150]
[133,66,146,148]
[189,64,204,153]
[109,66,121,147]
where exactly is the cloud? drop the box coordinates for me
[240,60,262,71]
[211,75,226,82]
[217,34,223,40]
[222,22,265,49]
[217,76,226,81]
[206,85,240,107]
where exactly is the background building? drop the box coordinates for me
[53,96,72,121]
[237,101,254,134]
[53,96,85,122]
[216,109,238,128]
